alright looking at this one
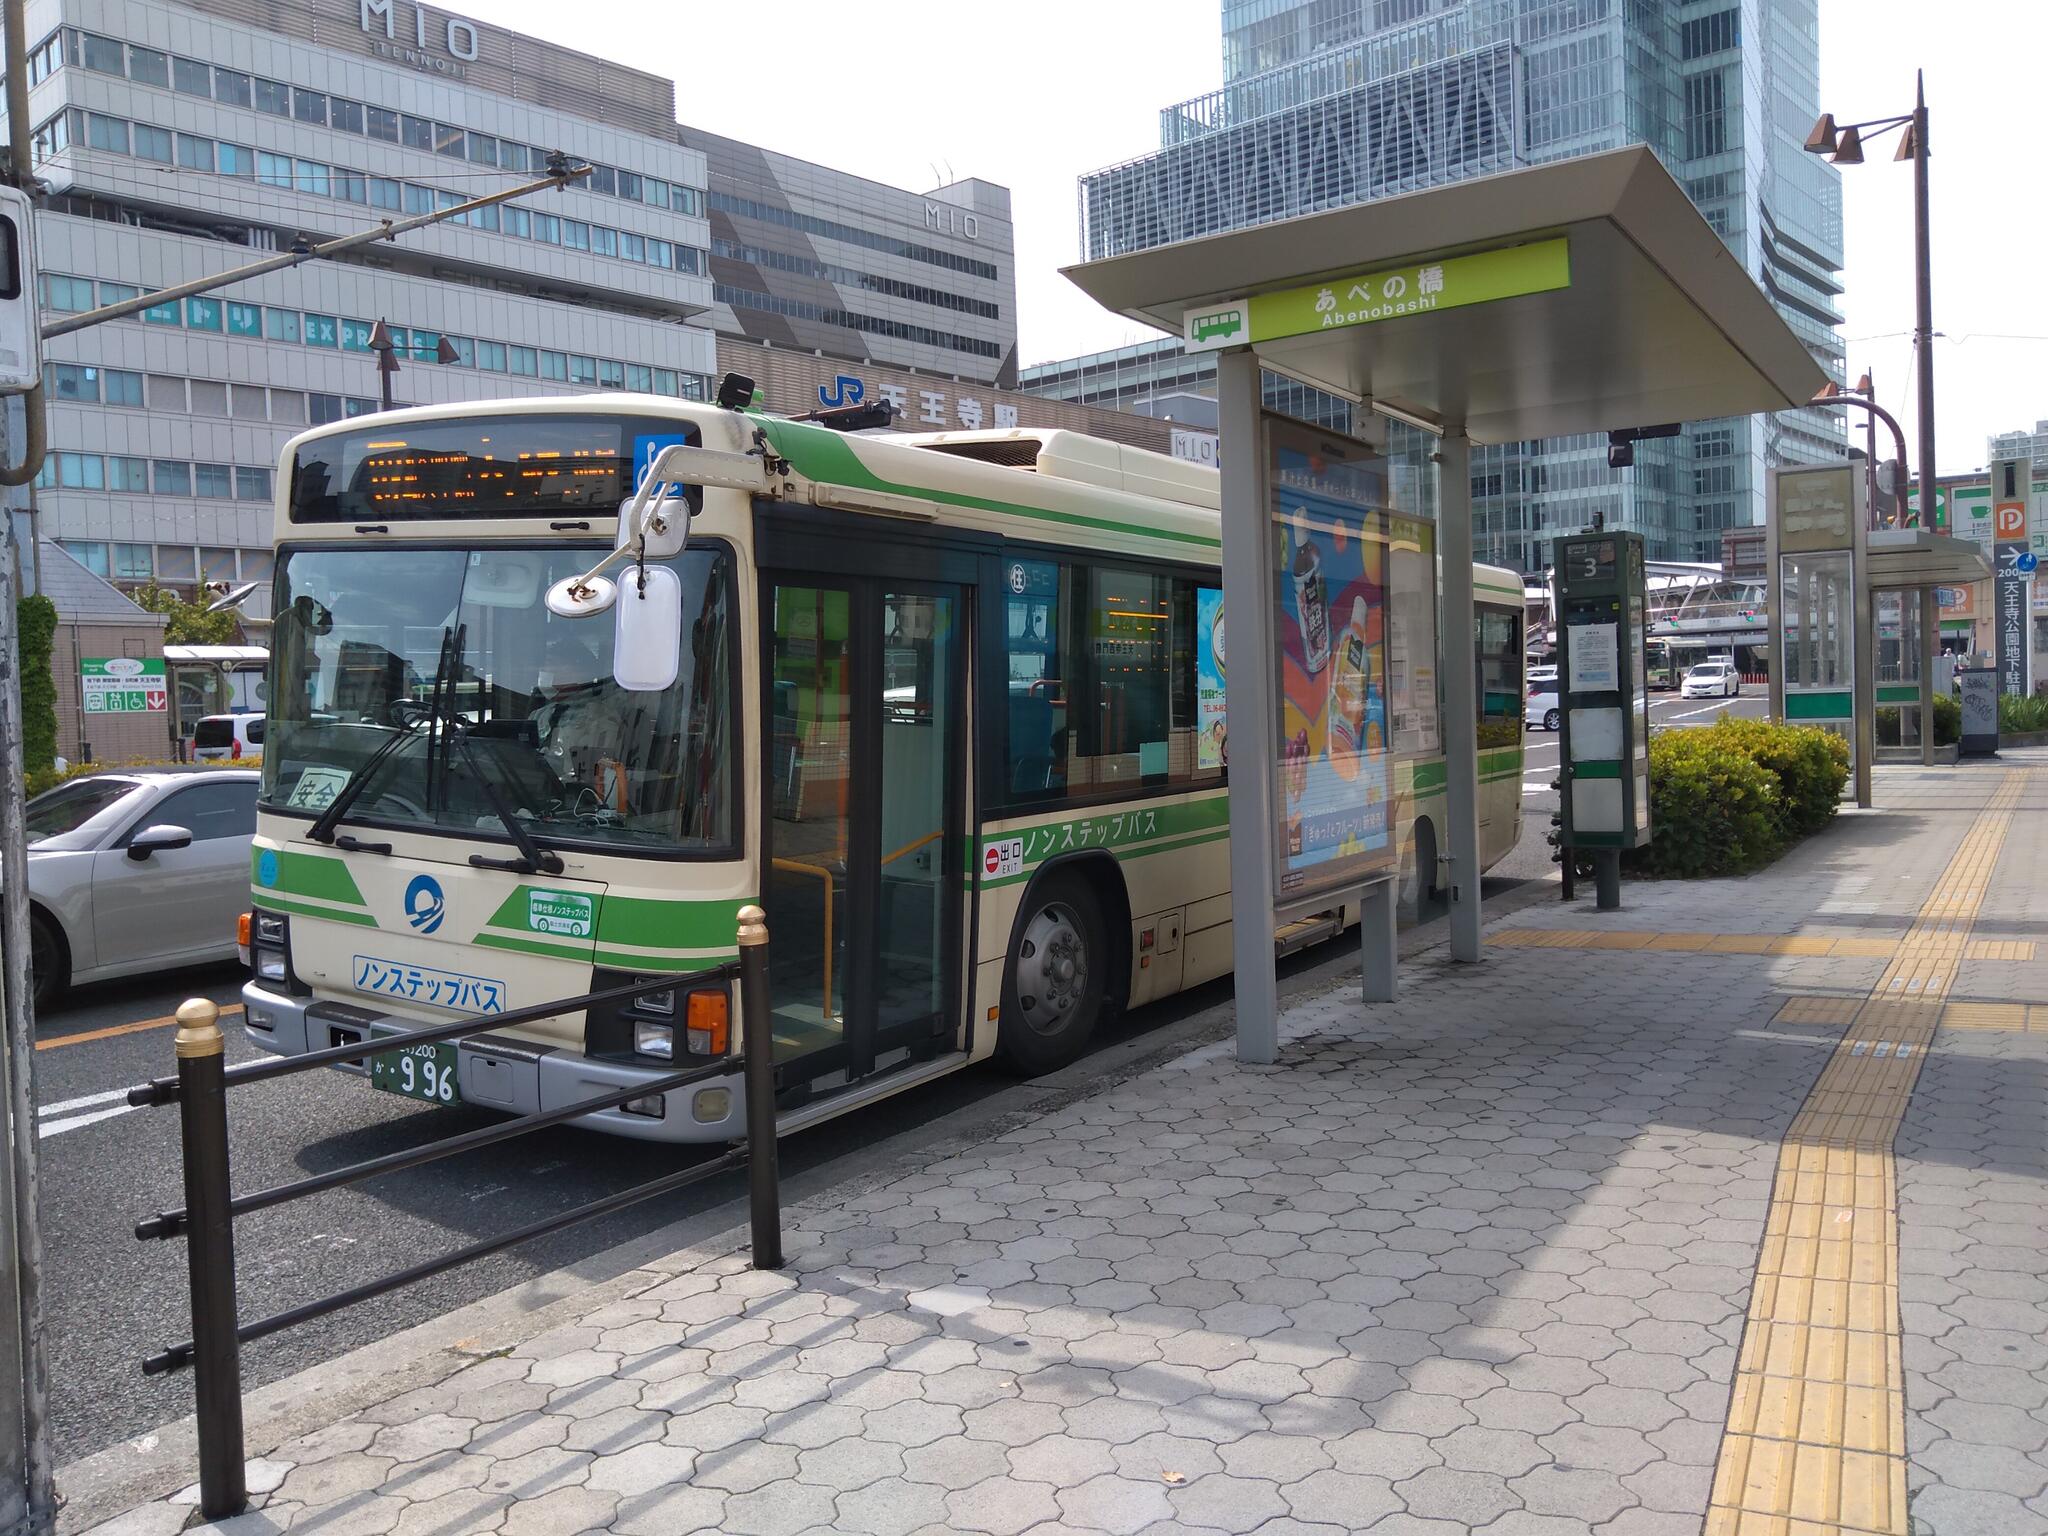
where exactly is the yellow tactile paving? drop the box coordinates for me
[1707,769,2030,1535]
[1490,927,2037,961]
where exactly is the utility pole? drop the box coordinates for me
[1911,71,1935,530]
[0,0,55,1521]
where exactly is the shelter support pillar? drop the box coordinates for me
[1853,539,1874,809]
[1360,877,1397,1004]
[1438,426,1483,962]
[1919,585,1937,767]
[1218,349,1280,1062]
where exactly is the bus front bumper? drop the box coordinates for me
[239,981,751,1143]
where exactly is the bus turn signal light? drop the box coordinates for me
[687,990,730,1056]
[236,912,251,947]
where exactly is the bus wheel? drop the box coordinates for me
[998,873,1110,1076]
[1401,820,1445,923]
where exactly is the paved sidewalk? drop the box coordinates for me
[81,757,2048,1536]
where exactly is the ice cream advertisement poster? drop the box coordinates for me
[1266,421,1403,898]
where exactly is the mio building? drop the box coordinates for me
[1025,0,1847,572]
[16,0,1015,616]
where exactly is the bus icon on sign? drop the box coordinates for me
[1191,308,1245,345]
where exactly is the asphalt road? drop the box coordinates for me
[36,695,1762,1466]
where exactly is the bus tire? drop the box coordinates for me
[1401,819,1445,923]
[997,872,1111,1076]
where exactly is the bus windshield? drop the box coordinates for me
[262,543,733,854]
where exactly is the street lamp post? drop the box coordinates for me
[366,319,460,412]
[1806,73,1934,529]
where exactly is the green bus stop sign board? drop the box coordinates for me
[1183,237,1572,354]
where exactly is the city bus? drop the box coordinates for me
[242,394,1523,1142]
[1644,637,1676,691]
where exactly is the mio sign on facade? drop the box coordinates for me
[360,0,480,74]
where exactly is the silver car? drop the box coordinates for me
[23,769,258,1007]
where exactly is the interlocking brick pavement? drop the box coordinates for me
[78,757,2048,1535]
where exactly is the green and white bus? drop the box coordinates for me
[243,395,1523,1141]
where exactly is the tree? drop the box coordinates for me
[15,593,56,774]
[130,581,239,645]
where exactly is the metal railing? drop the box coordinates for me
[124,905,782,1521]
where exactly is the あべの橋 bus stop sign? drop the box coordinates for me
[1063,146,1827,1062]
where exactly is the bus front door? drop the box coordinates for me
[764,578,966,1085]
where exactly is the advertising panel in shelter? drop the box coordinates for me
[1266,417,1417,899]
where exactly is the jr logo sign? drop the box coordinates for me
[818,375,866,409]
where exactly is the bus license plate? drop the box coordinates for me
[370,1041,461,1105]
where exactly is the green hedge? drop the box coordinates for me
[1875,693,1960,748]
[2001,693,2048,734]
[1627,716,1848,877]
[16,595,56,776]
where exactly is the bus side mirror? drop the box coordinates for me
[612,565,682,693]
[0,187,41,394]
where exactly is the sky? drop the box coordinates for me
[478,0,2042,479]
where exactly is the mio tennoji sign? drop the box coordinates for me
[1182,238,1572,354]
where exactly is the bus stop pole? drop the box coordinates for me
[1919,586,1937,768]
[1217,349,1280,1063]
[1437,426,1484,962]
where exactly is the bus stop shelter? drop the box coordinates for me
[1064,145,1826,1061]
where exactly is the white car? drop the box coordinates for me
[1680,661,1740,699]
[1525,677,1561,732]
[191,712,265,763]
[22,769,258,1007]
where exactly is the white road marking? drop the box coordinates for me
[39,1103,140,1139]
[1665,700,1742,721]
[38,1087,131,1117]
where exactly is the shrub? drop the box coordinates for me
[15,594,56,776]
[1626,715,1847,877]
[1876,696,1961,747]
[2002,692,2048,734]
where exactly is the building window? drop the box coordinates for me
[60,540,109,575]
[620,232,645,263]
[194,463,233,499]
[266,309,302,343]
[653,369,678,396]
[47,363,98,402]
[433,123,465,158]
[271,390,306,425]
[77,30,124,74]
[568,355,597,386]
[618,170,641,201]
[126,44,169,86]
[562,220,591,252]
[185,297,223,331]
[212,67,252,107]
[109,457,149,492]
[539,351,568,382]
[230,384,267,421]
[329,98,364,134]
[476,340,507,372]
[156,546,196,582]
[626,364,652,392]
[368,177,401,211]
[41,274,92,313]
[591,227,616,258]
[235,467,271,501]
[253,77,290,116]
[189,381,228,416]
[308,394,344,426]
[201,548,237,583]
[471,203,499,232]
[466,132,498,166]
[503,206,530,239]
[216,143,255,178]
[297,161,330,197]
[257,152,294,189]
[292,88,327,126]
[341,318,375,352]
[1685,72,1728,159]
[332,169,366,203]
[598,360,625,389]
[177,133,214,172]
[153,460,192,495]
[446,336,475,367]
[27,31,65,85]
[104,369,144,407]
[532,213,561,245]
[146,374,184,410]
[134,124,173,163]
[1681,9,1739,58]
[400,115,433,151]
[57,452,104,489]
[86,113,129,154]
[304,314,339,348]
[402,183,434,215]
[113,543,153,580]
[171,55,210,94]
[226,302,262,338]
[509,346,537,377]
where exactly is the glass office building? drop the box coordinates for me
[1025,0,1846,571]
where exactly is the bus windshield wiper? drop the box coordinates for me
[307,627,454,845]
[453,723,565,876]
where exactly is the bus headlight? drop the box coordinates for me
[252,911,289,984]
[633,1021,674,1060]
